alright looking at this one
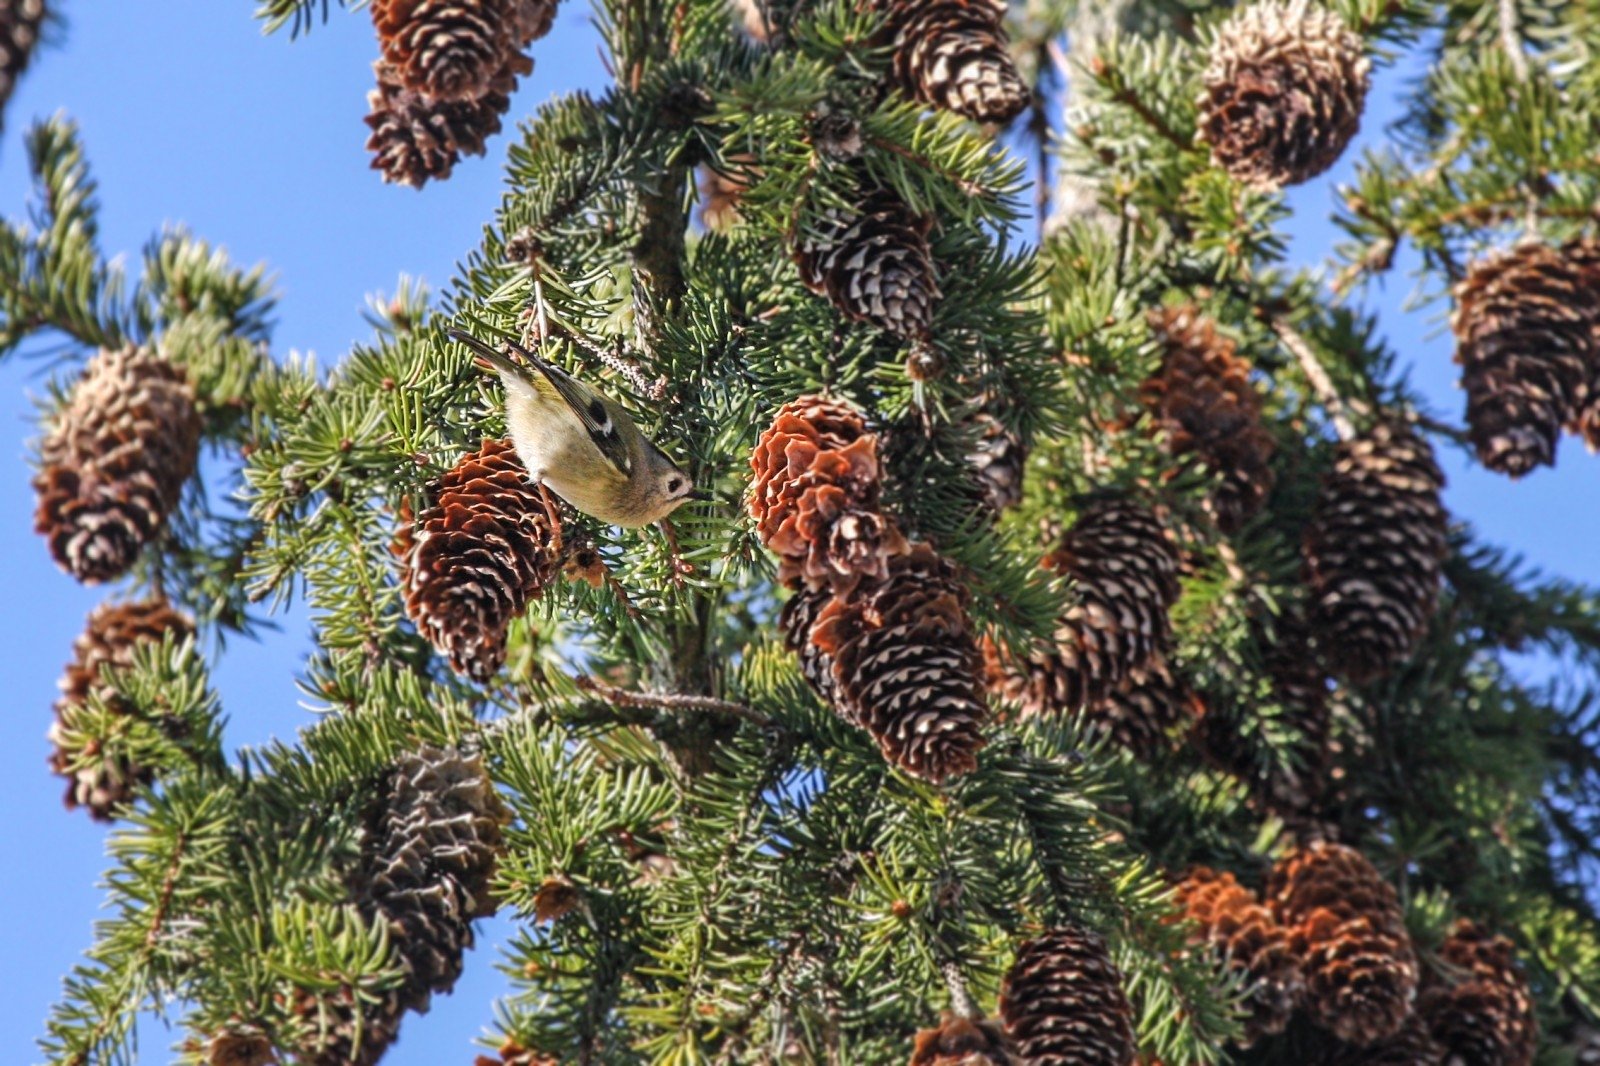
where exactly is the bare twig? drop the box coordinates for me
[941,960,977,1020]
[1498,0,1531,83]
[1266,314,1360,441]
[574,674,772,728]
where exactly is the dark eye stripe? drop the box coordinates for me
[588,399,612,433]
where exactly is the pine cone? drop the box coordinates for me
[878,0,1029,124]
[513,0,560,44]
[1420,920,1537,1066]
[1317,1017,1444,1066]
[0,0,45,128]
[474,1037,563,1066]
[985,498,1180,715]
[999,925,1138,1066]
[364,51,529,187]
[1565,236,1600,450]
[968,409,1027,514]
[1304,420,1447,683]
[749,395,907,594]
[1199,0,1370,188]
[781,583,842,711]
[909,1012,1018,1065]
[48,598,193,820]
[400,439,560,680]
[811,543,989,782]
[700,162,753,231]
[794,186,941,343]
[33,346,200,584]
[1086,656,1201,758]
[1267,842,1418,1046]
[371,0,517,102]
[302,746,508,1065]
[1453,241,1599,475]
[1171,866,1301,1045]
[1141,307,1276,533]
[204,1025,276,1066]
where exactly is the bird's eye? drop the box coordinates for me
[666,477,683,494]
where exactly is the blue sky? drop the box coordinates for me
[0,6,1594,1065]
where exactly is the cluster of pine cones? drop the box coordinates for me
[364,0,560,186]
[1170,844,1537,1066]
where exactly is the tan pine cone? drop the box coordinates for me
[1199,0,1369,188]
[699,162,753,231]
[370,0,518,102]
[985,498,1180,715]
[794,185,941,344]
[749,395,907,594]
[1267,842,1418,1046]
[1453,242,1599,476]
[810,543,989,782]
[1141,307,1276,533]
[364,51,530,187]
[1304,420,1447,683]
[909,1012,1018,1065]
[204,1024,276,1066]
[1171,866,1301,1045]
[0,0,46,128]
[1419,920,1536,1066]
[400,438,560,680]
[47,598,193,820]
[1086,656,1202,758]
[878,0,1028,124]
[302,747,508,1065]
[999,925,1137,1066]
[33,346,200,584]
[474,1037,563,1066]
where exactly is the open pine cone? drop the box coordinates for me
[1171,866,1301,1045]
[749,395,906,594]
[0,0,46,130]
[1267,842,1418,1046]
[400,438,560,679]
[1419,920,1537,1066]
[365,51,530,187]
[909,1012,1018,1065]
[1199,0,1370,187]
[33,346,201,584]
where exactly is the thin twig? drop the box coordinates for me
[1498,0,1531,83]
[574,674,772,728]
[1267,314,1359,441]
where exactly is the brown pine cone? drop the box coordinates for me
[1304,420,1447,683]
[1141,307,1276,533]
[1267,842,1418,1046]
[967,408,1027,515]
[474,1037,563,1066]
[878,0,1028,124]
[371,0,518,102]
[513,0,560,44]
[811,543,989,782]
[400,439,560,680]
[364,51,530,187]
[780,583,842,712]
[1171,866,1301,1045]
[0,0,45,129]
[300,746,508,1066]
[794,185,941,343]
[204,1025,276,1066]
[48,598,193,820]
[1086,656,1202,758]
[986,498,1180,715]
[999,925,1137,1066]
[1199,0,1370,187]
[909,1012,1018,1065]
[1565,236,1600,450]
[1419,920,1536,1066]
[749,395,907,594]
[33,346,200,584]
[1453,242,1599,476]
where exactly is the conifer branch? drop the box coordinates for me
[573,674,772,728]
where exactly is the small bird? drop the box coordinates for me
[449,328,700,527]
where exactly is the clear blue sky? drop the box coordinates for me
[0,7,1594,1065]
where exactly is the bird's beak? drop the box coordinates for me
[449,327,524,378]
[688,489,712,503]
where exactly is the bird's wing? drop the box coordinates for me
[449,328,633,476]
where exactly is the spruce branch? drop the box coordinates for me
[572,674,773,728]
